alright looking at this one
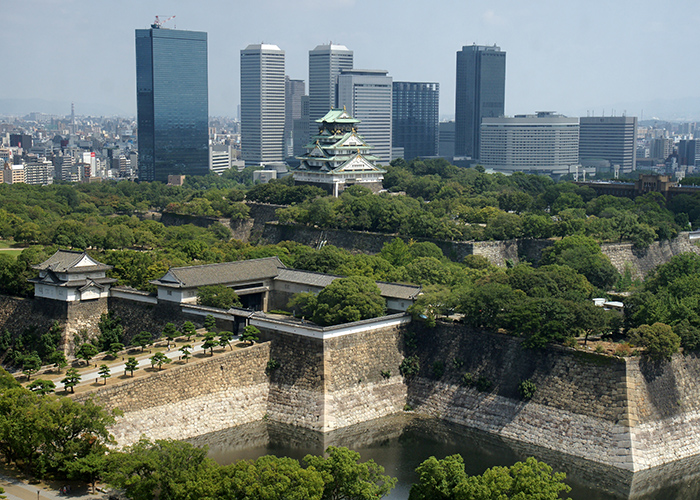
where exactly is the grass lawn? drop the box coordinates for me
[0,239,25,257]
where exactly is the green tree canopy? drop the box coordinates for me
[197,285,242,309]
[295,276,386,326]
[304,446,397,500]
[629,322,681,360]
[409,455,571,500]
[540,234,619,290]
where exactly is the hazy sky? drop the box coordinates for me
[3,0,700,120]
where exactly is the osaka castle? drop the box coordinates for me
[293,108,386,196]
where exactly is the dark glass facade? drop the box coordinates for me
[392,82,439,160]
[455,45,505,158]
[136,28,209,182]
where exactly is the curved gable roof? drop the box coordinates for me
[151,256,286,289]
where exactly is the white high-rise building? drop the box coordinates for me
[240,44,286,166]
[337,69,393,164]
[480,112,579,175]
[24,159,54,185]
[308,44,353,129]
[210,144,233,175]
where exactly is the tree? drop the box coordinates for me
[21,353,42,380]
[179,344,192,363]
[202,335,218,356]
[75,343,99,366]
[150,352,171,370]
[408,454,467,500]
[197,285,242,309]
[204,314,217,333]
[218,331,234,350]
[182,321,197,341]
[306,276,386,326]
[304,446,397,500]
[125,357,139,377]
[409,455,571,500]
[162,323,179,348]
[540,235,619,290]
[240,325,260,346]
[97,312,124,352]
[131,331,153,352]
[217,455,325,500]
[64,450,106,494]
[107,342,124,359]
[28,379,55,395]
[629,322,681,360]
[61,368,81,393]
[47,350,68,373]
[96,364,110,385]
[104,438,217,500]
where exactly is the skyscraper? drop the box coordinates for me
[308,44,353,128]
[455,45,506,159]
[392,82,439,160]
[337,69,393,164]
[240,44,286,166]
[135,26,209,182]
[579,116,637,173]
[285,77,305,158]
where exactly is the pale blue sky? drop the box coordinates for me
[3,0,699,119]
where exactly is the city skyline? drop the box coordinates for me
[3,0,700,121]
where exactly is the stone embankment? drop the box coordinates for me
[406,323,700,471]
[74,342,270,446]
[70,317,700,472]
[259,219,698,276]
[601,233,700,279]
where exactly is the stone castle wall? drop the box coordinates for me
[0,295,108,354]
[322,325,407,431]
[0,296,65,337]
[107,297,207,344]
[600,233,700,280]
[260,220,698,275]
[262,324,407,432]
[405,323,700,471]
[74,342,271,446]
[261,223,554,266]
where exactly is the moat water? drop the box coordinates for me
[187,414,700,500]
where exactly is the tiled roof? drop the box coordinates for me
[317,108,360,124]
[152,257,285,288]
[276,268,338,288]
[375,281,422,300]
[32,250,112,273]
[275,268,421,300]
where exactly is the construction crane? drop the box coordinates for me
[151,15,175,29]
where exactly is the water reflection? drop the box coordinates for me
[187,414,700,500]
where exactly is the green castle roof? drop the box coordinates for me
[316,108,360,124]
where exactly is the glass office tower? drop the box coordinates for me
[392,82,439,160]
[136,27,209,182]
[455,45,505,159]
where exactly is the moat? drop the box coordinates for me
[187,414,700,500]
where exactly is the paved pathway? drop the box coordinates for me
[0,474,107,500]
[54,340,206,391]
[43,335,238,391]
